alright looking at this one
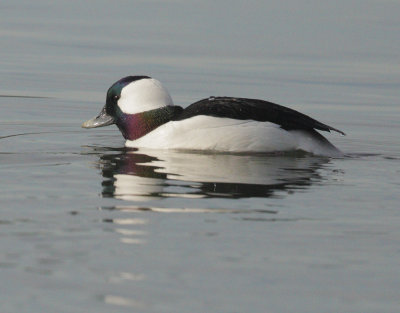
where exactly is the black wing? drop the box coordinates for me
[173,97,345,135]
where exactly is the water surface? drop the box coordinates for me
[1,1,400,312]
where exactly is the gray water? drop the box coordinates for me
[1,1,400,312]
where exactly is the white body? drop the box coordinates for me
[125,115,343,157]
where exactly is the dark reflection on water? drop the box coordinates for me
[87,147,332,200]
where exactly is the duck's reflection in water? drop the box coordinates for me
[88,148,334,309]
[97,148,331,201]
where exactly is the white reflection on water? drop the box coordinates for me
[104,295,145,309]
[107,206,277,214]
[108,272,146,284]
[104,218,148,225]
[114,229,147,236]
[102,216,148,244]
[94,147,333,201]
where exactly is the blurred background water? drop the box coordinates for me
[1,1,400,312]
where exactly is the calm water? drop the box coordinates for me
[1,1,400,312]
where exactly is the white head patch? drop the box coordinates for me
[118,78,174,114]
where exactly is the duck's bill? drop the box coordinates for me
[82,106,115,128]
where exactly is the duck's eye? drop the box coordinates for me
[113,95,119,100]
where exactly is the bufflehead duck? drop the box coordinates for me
[82,75,345,156]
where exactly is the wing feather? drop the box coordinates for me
[173,97,345,135]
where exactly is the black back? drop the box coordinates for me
[173,97,344,135]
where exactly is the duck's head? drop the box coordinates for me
[82,76,174,136]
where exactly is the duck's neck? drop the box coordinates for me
[116,106,183,141]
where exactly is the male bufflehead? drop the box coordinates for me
[82,76,345,156]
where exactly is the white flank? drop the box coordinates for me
[126,116,296,152]
[125,116,343,156]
